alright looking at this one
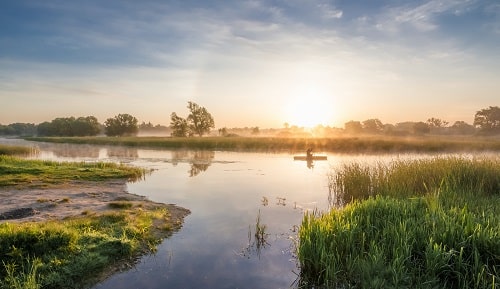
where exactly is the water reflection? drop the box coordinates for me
[172,150,215,177]
[37,143,100,158]
[107,147,139,158]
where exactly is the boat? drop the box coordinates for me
[293,155,327,161]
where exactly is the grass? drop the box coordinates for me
[298,157,500,288]
[0,144,37,156]
[0,155,145,187]
[0,208,177,289]
[24,135,500,153]
[108,202,134,209]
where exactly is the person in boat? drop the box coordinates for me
[306,148,313,158]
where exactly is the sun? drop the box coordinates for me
[284,85,335,128]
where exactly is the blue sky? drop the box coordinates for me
[1,0,499,128]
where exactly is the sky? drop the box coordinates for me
[1,0,499,128]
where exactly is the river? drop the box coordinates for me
[0,138,480,288]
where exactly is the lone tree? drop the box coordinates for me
[187,101,215,136]
[104,113,138,136]
[170,112,189,137]
[474,106,500,135]
[170,101,215,137]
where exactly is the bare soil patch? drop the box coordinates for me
[0,180,189,223]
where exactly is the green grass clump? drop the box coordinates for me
[108,202,134,209]
[0,208,174,289]
[299,157,500,288]
[0,156,145,187]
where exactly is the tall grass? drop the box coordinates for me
[329,157,500,207]
[0,155,145,187]
[0,144,37,156]
[299,157,500,288]
[0,208,175,289]
[24,136,500,153]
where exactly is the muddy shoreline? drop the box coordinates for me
[0,180,189,223]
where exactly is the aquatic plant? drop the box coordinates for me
[299,157,500,288]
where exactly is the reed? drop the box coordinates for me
[329,156,499,206]
[0,144,36,156]
[24,135,500,153]
[299,157,500,288]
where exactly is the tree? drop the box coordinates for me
[474,106,500,134]
[73,116,101,136]
[413,122,430,135]
[362,119,384,134]
[426,117,449,128]
[170,112,189,137]
[344,121,362,134]
[187,101,215,137]
[450,121,475,135]
[0,123,36,136]
[104,114,138,136]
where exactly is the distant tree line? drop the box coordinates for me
[342,106,499,136]
[0,123,37,136]
[37,116,101,136]
[0,105,498,137]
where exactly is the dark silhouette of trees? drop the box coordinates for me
[36,116,101,136]
[170,101,215,137]
[0,123,36,136]
[426,117,449,128]
[474,106,500,134]
[362,119,384,134]
[170,112,189,137]
[344,121,362,134]
[104,114,138,136]
[413,122,430,135]
[450,121,475,135]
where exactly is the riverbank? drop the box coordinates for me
[298,157,500,288]
[24,135,500,153]
[0,149,190,289]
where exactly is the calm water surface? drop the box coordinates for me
[0,138,480,288]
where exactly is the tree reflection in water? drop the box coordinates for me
[171,150,215,177]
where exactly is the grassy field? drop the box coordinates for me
[0,156,145,187]
[298,157,500,288]
[0,208,180,289]
[24,135,500,153]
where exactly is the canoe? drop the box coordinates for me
[293,155,327,161]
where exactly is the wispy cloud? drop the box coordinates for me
[375,0,478,33]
